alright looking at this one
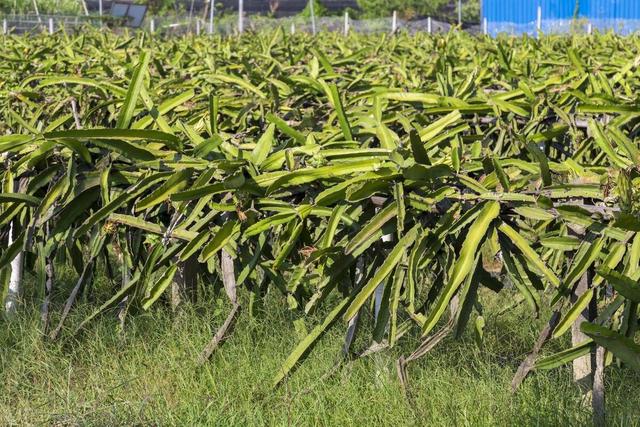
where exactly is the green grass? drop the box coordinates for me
[1,272,639,426]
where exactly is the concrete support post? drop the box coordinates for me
[536,6,542,38]
[238,0,244,34]
[344,11,349,36]
[209,0,215,34]
[309,0,316,35]
[391,10,397,33]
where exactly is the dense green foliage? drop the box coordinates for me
[299,0,328,18]
[355,0,479,21]
[0,0,82,14]
[1,28,639,391]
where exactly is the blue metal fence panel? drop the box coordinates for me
[542,0,576,20]
[483,0,640,35]
[582,0,640,33]
[483,0,539,24]
[582,0,640,20]
[482,0,577,23]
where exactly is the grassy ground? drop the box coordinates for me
[1,270,639,426]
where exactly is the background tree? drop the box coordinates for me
[355,0,469,20]
[299,0,328,18]
[268,0,280,15]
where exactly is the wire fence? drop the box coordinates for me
[2,12,640,37]
[1,14,105,34]
[0,12,457,36]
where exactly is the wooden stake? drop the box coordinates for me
[592,346,606,427]
[511,311,561,392]
[197,303,241,365]
[571,269,594,393]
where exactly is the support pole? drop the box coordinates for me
[188,0,196,32]
[98,0,103,28]
[536,6,542,38]
[587,22,593,35]
[48,17,53,34]
[3,19,7,35]
[458,0,462,27]
[150,18,155,33]
[309,0,316,35]
[427,16,432,34]
[483,17,488,35]
[209,0,215,34]
[291,22,295,34]
[32,0,41,22]
[571,254,595,398]
[593,346,606,427]
[5,221,24,317]
[238,0,244,34]
[80,0,89,16]
[343,11,349,36]
[196,19,201,35]
[391,10,397,33]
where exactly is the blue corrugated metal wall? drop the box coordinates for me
[483,0,640,23]
[483,0,538,24]
[542,0,577,20]
[583,0,640,20]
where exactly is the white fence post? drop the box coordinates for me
[238,0,244,34]
[3,19,7,35]
[196,19,201,35]
[458,0,462,26]
[209,0,215,34]
[291,22,295,35]
[536,6,542,38]
[344,11,349,36]
[309,0,316,35]
[428,16,432,34]
[483,17,488,35]
[98,0,104,27]
[391,10,397,33]
[48,17,54,34]
[587,22,592,35]
[150,18,155,33]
